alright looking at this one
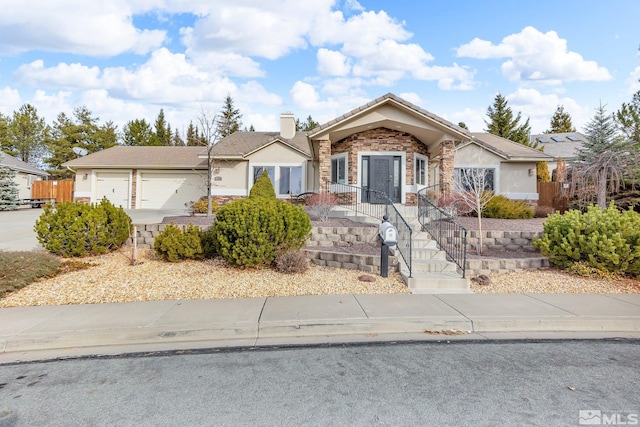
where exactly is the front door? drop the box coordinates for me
[362,155,401,203]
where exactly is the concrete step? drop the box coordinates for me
[410,259,458,274]
[400,269,471,294]
[411,247,447,261]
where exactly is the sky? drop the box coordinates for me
[0,0,639,137]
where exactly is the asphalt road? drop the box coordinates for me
[0,340,638,426]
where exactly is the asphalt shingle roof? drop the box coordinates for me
[307,92,472,138]
[0,153,49,176]
[62,146,208,168]
[469,133,553,161]
[530,132,586,160]
[210,131,312,158]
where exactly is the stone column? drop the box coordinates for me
[439,140,455,195]
[318,139,332,193]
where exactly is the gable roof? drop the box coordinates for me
[209,131,312,159]
[0,153,49,176]
[464,133,553,162]
[530,132,586,160]
[62,146,208,169]
[307,93,472,142]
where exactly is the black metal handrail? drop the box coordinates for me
[325,181,413,277]
[417,185,468,278]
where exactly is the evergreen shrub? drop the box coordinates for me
[34,199,132,257]
[190,197,218,214]
[213,198,311,268]
[249,170,276,199]
[154,223,204,262]
[483,195,534,219]
[533,204,640,275]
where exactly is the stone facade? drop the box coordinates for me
[330,128,429,203]
[318,139,332,190]
[438,140,455,195]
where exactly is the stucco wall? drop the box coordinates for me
[454,144,501,167]
[212,160,248,192]
[499,162,538,199]
[248,143,309,163]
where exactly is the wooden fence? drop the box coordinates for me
[32,180,74,203]
[537,182,569,213]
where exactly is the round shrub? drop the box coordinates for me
[533,204,640,275]
[154,223,205,262]
[249,170,276,199]
[212,198,311,268]
[34,199,132,257]
[483,195,534,219]
[190,196,219,214]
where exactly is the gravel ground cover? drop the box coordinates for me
[1,215,638,308]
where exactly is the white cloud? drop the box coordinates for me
[398,92,422,106]
[317,49,351,77]
[447,108,485,133]
[15,61,102,89]
[0,87,22,113]
[456,26,612,84]
[626,66,640,95]
[0,1,165,56]
[505,88,592,133]
[412,63,475,90]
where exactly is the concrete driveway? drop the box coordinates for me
[0,207,188,252]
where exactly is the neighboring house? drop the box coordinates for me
[0,153,49,200]
[530,132,587,178]
[62,93,550,208]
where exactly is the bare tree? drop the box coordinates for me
[572,148,640,209]
[196,108,221,217]
[453,168,496,255]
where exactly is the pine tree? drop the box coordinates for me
[577,103,619,161]
[485,93,535,147]
[546,105,576,133]
[0,158,19,211]
[216,95,242,138]
[295,115,319,132]
[617,88,640,144]
[185,122,200,146]
[122,119,153,146]
[6,104,49,166]
[151,109,171,146]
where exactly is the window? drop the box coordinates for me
[537,137,548,143]
[454,168,495,192]
[331,156,346,184]
[253,166,275,184]
[551,136,564,142]
[566,135,580,142]
[279,166,302,195]
[415,155,427,185]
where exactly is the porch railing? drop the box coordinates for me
[417,184,468,278]
[325,182,413,278]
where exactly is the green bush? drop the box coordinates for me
[200,225,217,258]
[249,170,276,199]
[190,197,218,214]
[154,223,205,262]
[212,197,311,268]
[483,195,534,219]
[533,204,640,275]
[34,199,132,257]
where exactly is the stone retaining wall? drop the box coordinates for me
[304,249,398,274]
[465,256,550,277]
[448,230,542,253]
[305,225,379,247]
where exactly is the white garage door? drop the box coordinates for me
[139,172,205,209]
[96,172,130,208]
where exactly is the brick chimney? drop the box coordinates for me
[280,112,296,139]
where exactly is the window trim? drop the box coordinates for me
[415,153,428,186]
[453,166,497,193]
[250,163,306,197]
[330,152,348,184]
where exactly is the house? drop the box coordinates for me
[530,132,587,178]
[0,153,49,200]
[62,93,550,209]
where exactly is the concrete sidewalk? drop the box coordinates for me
[1,293,639,363]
